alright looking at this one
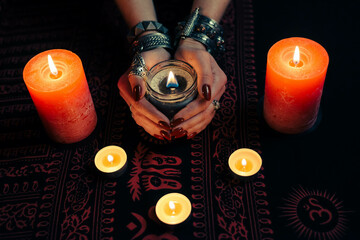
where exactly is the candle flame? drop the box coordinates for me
[241,158,247,167]
[166,71,179,88]
[48,55,58,75]
[169,201,176,212]
[293,46,300,65]
[107,154,114,163]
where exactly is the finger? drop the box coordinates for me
[131,111,171,140]
[172,88,225,136]
[128,74,146,101]
[118,70,171,129]
[118,69,134,106]
[131,97,171,128]
[177,51,214,101]
[173,85,226,122]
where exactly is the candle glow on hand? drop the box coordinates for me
[293,46,300,65]
[166,71,179,88]
[47,55,58,76]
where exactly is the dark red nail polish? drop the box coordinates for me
[170,118,184,128]
[158,121,171,131]
[187,132,197,139]
[160,130,171,141]
[202,84,211,101]
[174,130,187,139]
[154,134,164,140]
[171,127,183,137]
[133,85,141,101]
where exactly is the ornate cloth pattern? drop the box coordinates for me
[0,0,273,239]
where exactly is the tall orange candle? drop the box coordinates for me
[23,49,97,143]
[263,37,329,134]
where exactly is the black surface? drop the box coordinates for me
[254,0,359,239]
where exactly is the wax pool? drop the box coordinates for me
[23,49,97,143]
[263,37,329,134]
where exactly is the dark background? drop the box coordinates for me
[253,0,359,239]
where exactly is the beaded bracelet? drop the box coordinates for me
[174,8,225,56]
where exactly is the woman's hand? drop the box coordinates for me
[117,47,172,140]
[172,38,227,139]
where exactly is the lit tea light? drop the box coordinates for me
[94,145,127,178]
[146,60,197,119]
[155,193,191,225]
[228,148,262,177]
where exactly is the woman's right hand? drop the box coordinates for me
[117,47,172,140]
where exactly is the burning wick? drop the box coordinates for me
[293,46,300,66]
[169,201,176,215]
[107,154,114,164]
[241,158,247,169]
[166,71,179,91]
[48,55,58,76]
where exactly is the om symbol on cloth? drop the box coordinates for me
[281,185,348,240]
[128,143,182,201]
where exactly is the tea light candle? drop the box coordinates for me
[263,37,329,134]
[23,49,97,143]
[228,148,262,177]
[155,193,192,225]
[146,60,197,119]
[94,145,127,177]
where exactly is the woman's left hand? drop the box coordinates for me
[171,38,227,139]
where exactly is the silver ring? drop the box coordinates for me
[212,100,221,111]
[128,53,148,78]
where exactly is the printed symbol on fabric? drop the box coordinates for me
[127,212,179,240]
[128,143,182,201]
[281,185,348,240]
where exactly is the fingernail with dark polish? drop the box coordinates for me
[171,127,183,137]
[187,132,197,139]
[174,130,187,139]
[202,84,211,101]
[133,85,141,101]
[160,130,171,141]
[154,134,164,140]
[170,118,184,128]
[158,121,171,131]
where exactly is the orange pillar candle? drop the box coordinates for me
[263,37,329,134]
[23,49,97,143]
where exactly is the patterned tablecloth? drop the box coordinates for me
[0,0,275,239]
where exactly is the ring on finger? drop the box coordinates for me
[128,53,148,78]
[212,100,221,111]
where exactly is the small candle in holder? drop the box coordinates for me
[228,148,262,177]
[263,37,329,134]
[23,49,97,143]
[155,193,192,225]
[146,60,197,119]
[94,145,127,178]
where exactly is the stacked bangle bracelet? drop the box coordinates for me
[128,21,173,56]
[127,8,225,57]
[174,8,225,57]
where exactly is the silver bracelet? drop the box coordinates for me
[174,8,225,56]
[131,32,173,55]
[127,21,169,43]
